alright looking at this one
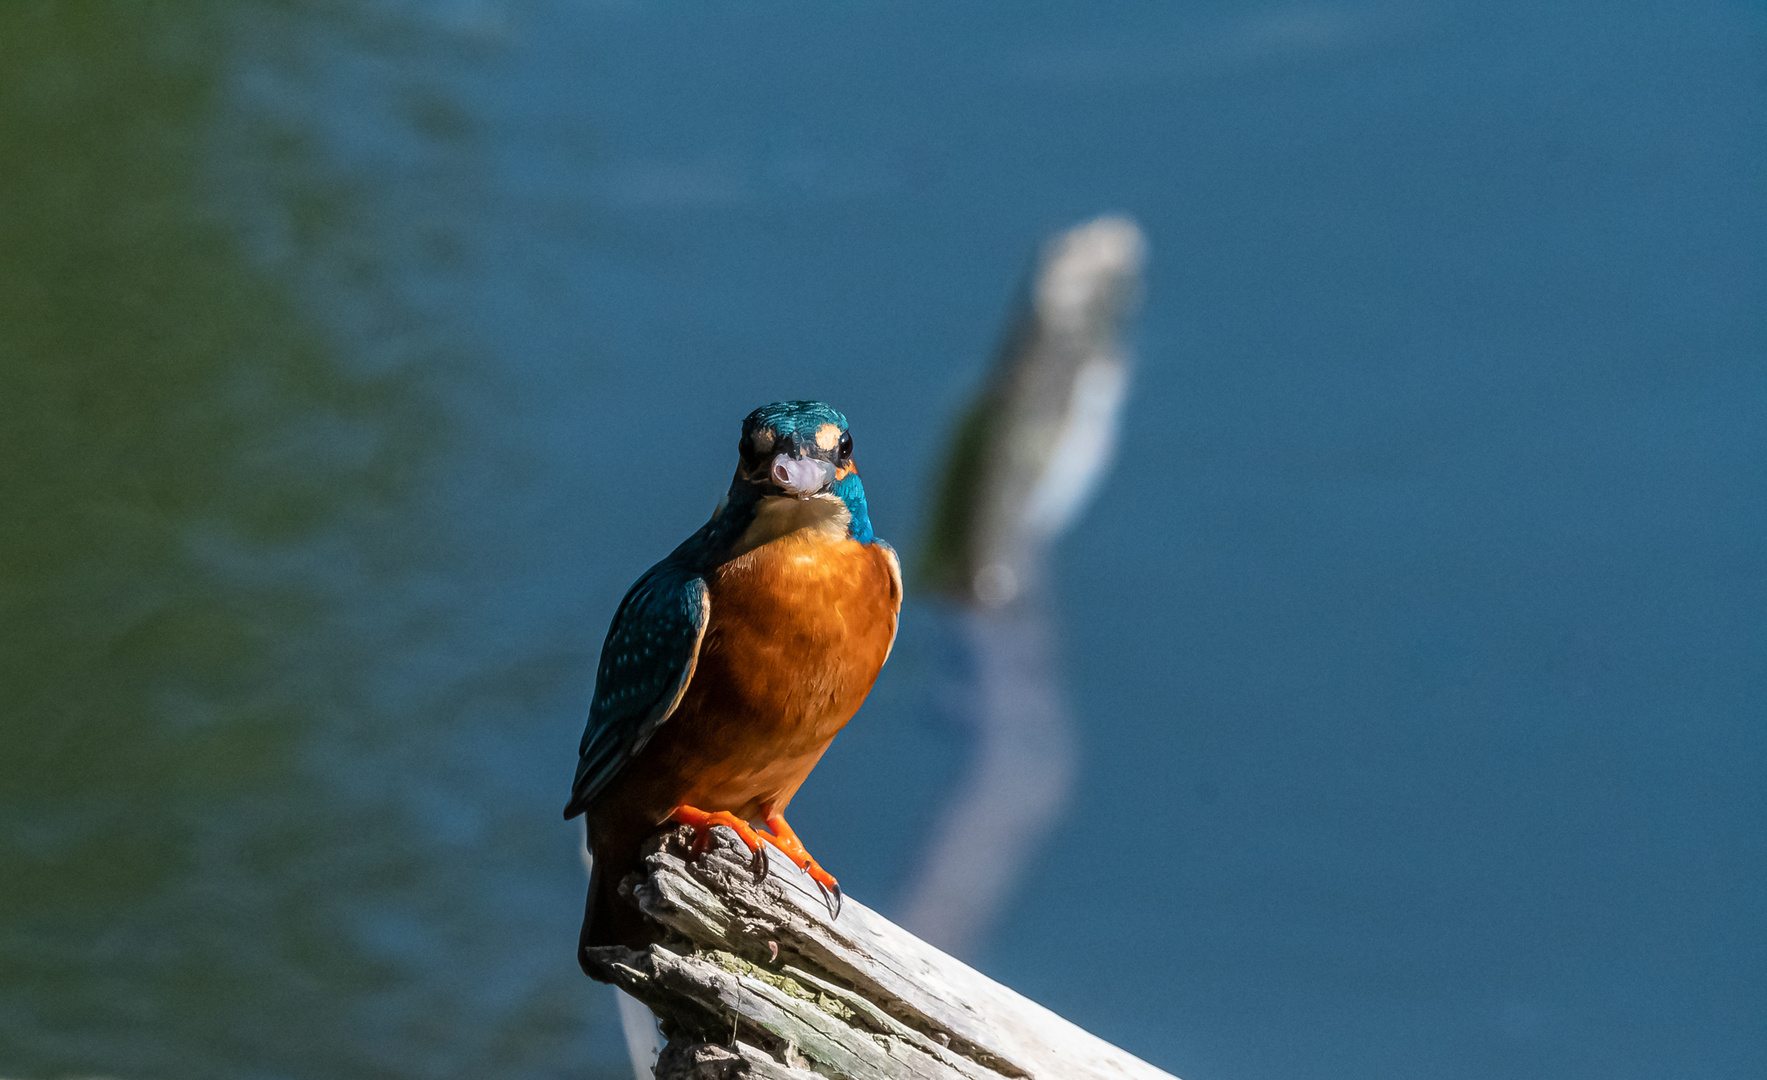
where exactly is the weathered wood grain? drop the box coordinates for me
[584,829,1178,1080]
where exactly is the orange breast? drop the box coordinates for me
[641,532,899,820]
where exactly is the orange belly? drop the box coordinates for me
[606,532,898,827]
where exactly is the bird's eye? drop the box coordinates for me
[838,431,853,460]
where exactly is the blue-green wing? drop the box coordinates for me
[564,563,710,818]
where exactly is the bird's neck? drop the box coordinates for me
[725,493,851,560]
[683,475,877,570]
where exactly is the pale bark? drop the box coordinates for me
[584,829,1178,1080]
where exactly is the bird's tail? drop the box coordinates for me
[577,855,611,974]
[577,836,656,974]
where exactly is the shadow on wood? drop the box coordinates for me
[583,828,1178,1080]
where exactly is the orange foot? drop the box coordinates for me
[760,812,842,919]
[669,804,768,883]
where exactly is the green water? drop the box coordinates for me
[0,6,600,1077]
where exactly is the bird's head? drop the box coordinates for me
[726,400,874,545]
[737,400,853,496]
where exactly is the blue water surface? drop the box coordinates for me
[3,2,1763,1079]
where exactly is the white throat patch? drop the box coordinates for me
[731,492,851,558]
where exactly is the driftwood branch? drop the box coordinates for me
[584,829,1178,1080]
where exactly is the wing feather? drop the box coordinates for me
[564,564,709,818]
[874,539,904,663]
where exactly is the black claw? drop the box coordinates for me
[750,845,769,884]
[819,879,842,920]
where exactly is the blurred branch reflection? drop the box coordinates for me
[904,217,1146,957]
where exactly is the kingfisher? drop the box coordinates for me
[565,400,901,960]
